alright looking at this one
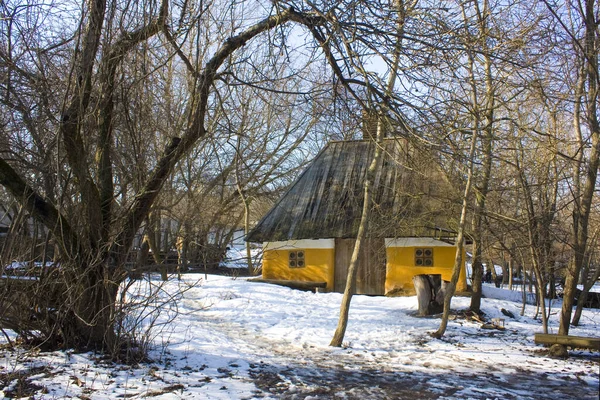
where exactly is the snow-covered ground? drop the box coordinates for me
[1,274,599,399]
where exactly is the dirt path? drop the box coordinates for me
[199,317,600,399]
[247,347,599,399]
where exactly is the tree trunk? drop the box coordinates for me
[244,203,255,275]
[56,261,120,350]
[134,236,150,279]
[413,275,445,316]
[330,120,385,347]
[432,105,478,338]
[328,0,409,347]
[559,0,600,337]
[572,242,599,325]
[177,224,190,280]
[235,170,255,275]
[547,269,556,299]
[470,243,484,311]
[508,257,513,291]
[520,273,527,316]
[146,212,167,281]
[489,258,498,283]
[464,0,495,315]
[531,260,549,333]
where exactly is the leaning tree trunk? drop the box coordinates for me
[531,258,549,334]
[572,269,600,325]
[456,0,496,315]
[330,119,384,347]
[432,103,478,339]
[328,0,409,347]
[235,151,256,275]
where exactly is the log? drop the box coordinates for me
[534,333,600,351]
[413,274,445,316]
[413,275,433,316]
[437,279,449,304]
[248,278,327,291]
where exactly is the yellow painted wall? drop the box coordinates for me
[262,248,335,291]
[385,246,467,295]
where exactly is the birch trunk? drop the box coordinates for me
[431,122,477,338]
[330,0,412,348]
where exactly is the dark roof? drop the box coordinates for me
[246,139,459,242]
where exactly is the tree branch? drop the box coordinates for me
[96,0,169,243]
[60,0,108,249]
[113,7,325,263]
[0,156,79,255]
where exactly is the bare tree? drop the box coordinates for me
[325,0,416,347]
[540,0,599,336]
[431,105,478,338]
[0,0,337,350]
[4,0,450,351]
[459,0,497,314]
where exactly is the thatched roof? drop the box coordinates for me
[246,139,459,243]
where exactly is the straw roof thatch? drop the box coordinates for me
[246,139,460,243]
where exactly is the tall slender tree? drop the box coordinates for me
[554,0,600,335]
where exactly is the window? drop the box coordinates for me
[289,250,305,268]
[415,248,433,267]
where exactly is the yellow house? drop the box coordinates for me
[246,139,467,295]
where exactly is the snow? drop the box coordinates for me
[1,274,599,399]
[3,261,58,270]
[580,282,600,292]
[221,246,262,269]
[481,284,538,304]
[465,261,504,282]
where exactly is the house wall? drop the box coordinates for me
[262,239,335,291]
[384,238,468,295]
[261,237,468,296]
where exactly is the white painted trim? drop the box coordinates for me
[263,239,335,251]
[385,238,455,247]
